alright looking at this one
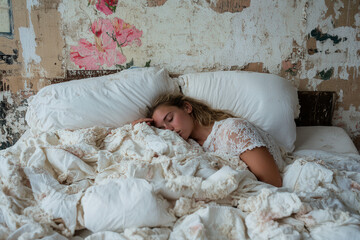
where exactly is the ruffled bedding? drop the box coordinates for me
[1,123,360,240]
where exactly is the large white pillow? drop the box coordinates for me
[81,178,176,232]
[25,67,179,132]
[179,71,299,152]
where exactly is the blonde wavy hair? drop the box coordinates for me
[147,93,234,126]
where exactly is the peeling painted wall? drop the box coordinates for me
[1,0,64,148]
[1,0,360,150]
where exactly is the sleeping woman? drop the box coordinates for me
[132,93,283,187]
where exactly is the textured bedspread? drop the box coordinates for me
[1,123,360,240]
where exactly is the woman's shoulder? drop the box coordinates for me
[215,117,261,134]
[217,117,251,127]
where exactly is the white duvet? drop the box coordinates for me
[1,123,360,240]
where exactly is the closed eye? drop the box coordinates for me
[166,112,174,122]
[165,113,173,122]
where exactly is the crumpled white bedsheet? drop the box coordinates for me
[0,123,360,240]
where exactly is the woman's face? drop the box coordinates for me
[152,103,194,140]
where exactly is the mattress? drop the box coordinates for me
[294,126,359,155]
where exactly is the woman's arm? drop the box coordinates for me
[240,147,282,187]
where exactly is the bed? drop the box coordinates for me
[0,67,359,240]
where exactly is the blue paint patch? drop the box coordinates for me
[0,49,18,65]
[316,68,334,80]
[310,28,345,45]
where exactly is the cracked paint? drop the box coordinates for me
[300,0,360,91]
[147,0,167,7]
[324,0,358,27]
[333,105,360,150]
[0,82,30,149]
[207,0,251,13]
[59,0,309,74]
[338,89,344,102]
[306,37,318,55]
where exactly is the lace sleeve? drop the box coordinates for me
[211,119,267,156]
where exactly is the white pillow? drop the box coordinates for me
[25,67,179,132]
[81,178,176,233]
[179,71,299,152]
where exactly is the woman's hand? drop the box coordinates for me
[131,118,154,126]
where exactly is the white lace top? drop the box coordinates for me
[202,118,285,170]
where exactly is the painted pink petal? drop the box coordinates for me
[70,39,101,70]
[91,18,114,45]
[96,0,114,15]
[96,41,117,66]
[103,48,127,66]
[91,19,104,37]
[112,17,143,47]
[121,28,143,47]
[99,39,125,66]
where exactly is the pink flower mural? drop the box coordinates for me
[70,17,143,70]
[70,39,126,70]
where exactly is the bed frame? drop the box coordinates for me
[295,91,336,126]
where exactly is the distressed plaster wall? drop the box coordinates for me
[1,0,64,148]
[1,0,360,150]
